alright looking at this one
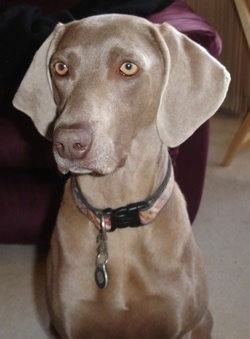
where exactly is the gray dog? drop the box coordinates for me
[13,14,230,339]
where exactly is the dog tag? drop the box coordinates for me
[97,239,108,253]
[95,214,109,289]
[97,233,107,243]
[95,265,108,289]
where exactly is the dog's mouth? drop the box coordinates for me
[55,155,127,176]
[57,164,92,175]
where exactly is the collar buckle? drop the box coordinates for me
[103,201,150,231]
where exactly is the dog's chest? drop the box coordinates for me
[50,184,203,338]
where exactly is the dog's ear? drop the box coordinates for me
[13,23,64,139]
[155,23,230,147]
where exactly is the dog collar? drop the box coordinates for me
[71,158,174,232]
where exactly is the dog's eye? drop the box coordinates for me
[120,62,139,76]
[53,62,69,76]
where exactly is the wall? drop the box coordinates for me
[186,0,250,116]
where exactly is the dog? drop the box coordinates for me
[13,14,230,339]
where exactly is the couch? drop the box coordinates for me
[0,0,222,244]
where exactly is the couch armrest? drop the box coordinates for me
[147,0,222,57]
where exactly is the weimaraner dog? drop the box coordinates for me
[13,14,230,339]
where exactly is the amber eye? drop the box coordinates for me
[53,62,69,76]
[120,62,139,76]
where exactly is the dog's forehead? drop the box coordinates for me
[56,15,155,51]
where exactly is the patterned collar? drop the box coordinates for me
[71,158,174,232]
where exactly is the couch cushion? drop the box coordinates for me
[0,106,55,169]
[0,168,64,244]
[147,0,222,57]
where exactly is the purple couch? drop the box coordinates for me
[0,0,222,244]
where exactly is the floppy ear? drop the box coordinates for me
[155,23,230,147]
[12,23,64,139]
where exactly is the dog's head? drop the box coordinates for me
[13,14,230,175]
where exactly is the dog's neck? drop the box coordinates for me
[72,155,174,231]
[74,138,171,210]
[71,137,174,231]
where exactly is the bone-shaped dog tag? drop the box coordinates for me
[95,265,108,289]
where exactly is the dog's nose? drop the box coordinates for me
[53,123,92,160]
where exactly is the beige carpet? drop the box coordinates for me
[193,112,250,338]
[0,112,249,338]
